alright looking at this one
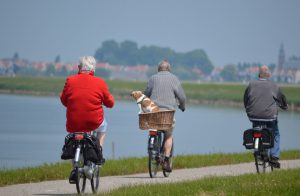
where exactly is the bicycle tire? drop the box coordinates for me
[148,134,160,178]
[255,149,273,173]
[91,165,100,193]
[161,133,174,177]
[254,152,265,173]
[163,141,174,177]
[75,166,86,194]
[148,153,159,178]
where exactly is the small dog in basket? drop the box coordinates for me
[131,91,160,114]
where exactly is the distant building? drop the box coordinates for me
[273,44,300,83]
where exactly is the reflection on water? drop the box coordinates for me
[0,94,299,169]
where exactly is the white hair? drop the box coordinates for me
[79,56,96,72]
[158,60,171,72]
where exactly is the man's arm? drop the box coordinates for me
[175,83,186,112]
[276,89,288,110]
[243,86,250,108]
[144,78,153,97]
[101,82,114,108]
[60,78,69,107]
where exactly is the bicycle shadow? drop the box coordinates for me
[122,176,165,179]
[34,194,77,196]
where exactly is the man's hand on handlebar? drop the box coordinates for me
[178,104,185,112]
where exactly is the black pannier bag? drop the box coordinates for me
[243,129,254,149]
[258,128,274,149]
[83,134,103,164]
[61,133,76,160]
[243,128,274,149]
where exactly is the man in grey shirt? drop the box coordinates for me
[144,60,186,172]
[244,65,287,167]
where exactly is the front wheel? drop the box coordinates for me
[163,142,174,177]
[91,165,100,193]
[163,157,172,177]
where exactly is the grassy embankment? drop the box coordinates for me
[1,150,300,187]
[99,168,300,196]
[0,76,300,110]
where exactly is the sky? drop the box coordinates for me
[0,0,300,66]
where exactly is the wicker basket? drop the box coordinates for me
[139,110,175,130]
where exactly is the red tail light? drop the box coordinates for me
[253,133,262,138]
[149,131,157,136]
[75,134,84,140]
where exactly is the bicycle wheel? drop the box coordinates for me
[75,166,86,194]
[254,152,266,173]
[75,154,86,194]
[148,153,159,178]
[163,142,174,177]
[148,134,160,178]
[91,165,100,193]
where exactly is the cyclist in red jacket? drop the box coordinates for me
[60,55,114,159]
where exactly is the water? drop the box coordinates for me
[0,94,299,169]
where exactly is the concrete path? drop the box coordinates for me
[1,159,300,196]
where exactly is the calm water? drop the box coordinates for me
[0,94,299,169]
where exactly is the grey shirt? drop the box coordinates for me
[243,79,286,121]
[144,71,186,111]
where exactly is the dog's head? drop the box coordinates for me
[131,91,143,101]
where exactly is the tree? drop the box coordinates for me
[119,40,138,65]
[95,40,120,64]
[220,64,238,81]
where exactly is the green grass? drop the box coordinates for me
[99,168,300,196]
[0,77,299,107]
[1,150,300,187]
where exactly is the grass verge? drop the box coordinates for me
[99,168,300,196]
[1,150,300,187]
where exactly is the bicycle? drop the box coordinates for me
[243,124,275,174]
[139,110,175,178]
[148,130,174,178]
[62,132,101,194]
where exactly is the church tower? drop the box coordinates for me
[278,43,285,71]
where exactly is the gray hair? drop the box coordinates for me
[158,60,171,72]
[259,65,271,79]
[79,56,96,72]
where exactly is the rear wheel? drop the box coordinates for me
[91,165,100,193]
[254,150,273,173]
[148,153,159,178]
[75,166,86,194]
[254,152,265,173]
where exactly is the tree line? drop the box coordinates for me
[94,40,214,75]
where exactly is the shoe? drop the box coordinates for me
[270,156,280,168]
[69,169,76,184]
[162,158,172,172]
[99,157,106,165]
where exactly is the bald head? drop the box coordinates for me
[259,65,271,79]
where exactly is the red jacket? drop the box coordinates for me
[60,72,114,132]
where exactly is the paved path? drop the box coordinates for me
[1,159,300,196]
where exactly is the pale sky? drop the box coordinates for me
[0,0,300,66]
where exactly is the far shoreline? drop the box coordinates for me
[1,89,299,112]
